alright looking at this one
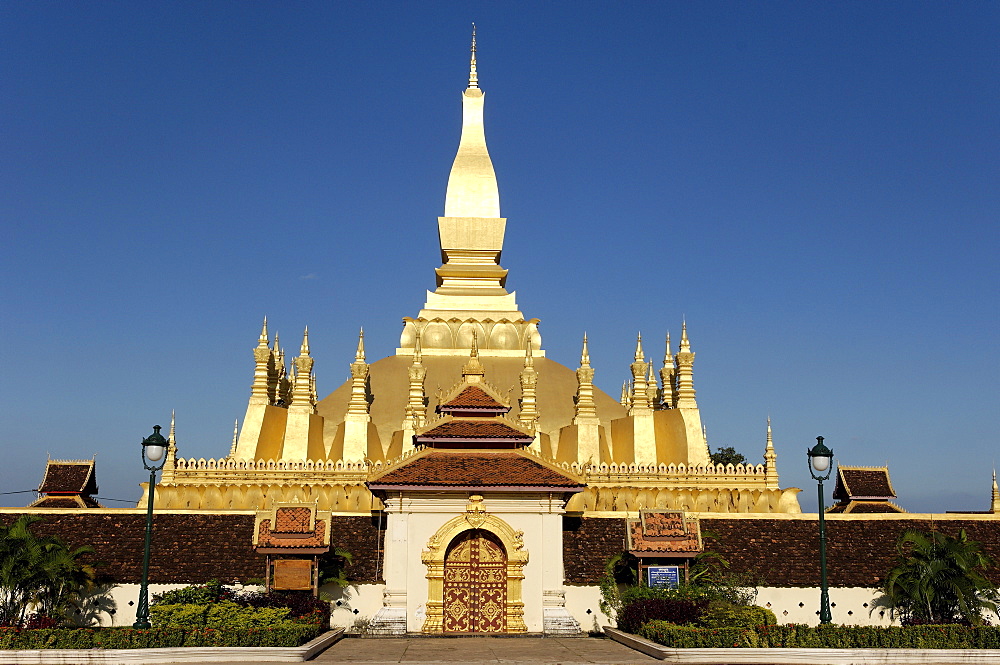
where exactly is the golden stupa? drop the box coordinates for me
[149,34,802,517]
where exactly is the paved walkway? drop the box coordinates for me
[194,635,658,664]
[307,636,659,664]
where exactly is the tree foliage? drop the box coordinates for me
[709,447,748,467]
[0,516,99,626]
[872,528,1000,625]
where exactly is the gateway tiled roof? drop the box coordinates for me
[369,451,585,489]
[441,385,507,410]
[418,420,531,440]
[833,467,896,501]
[31,496,103,509]
[38,461,97,494]
[828,500,906,514]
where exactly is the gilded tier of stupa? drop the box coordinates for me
[149,34,802,516]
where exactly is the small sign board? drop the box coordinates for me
[647,565,681,589]
[272,559,313,591]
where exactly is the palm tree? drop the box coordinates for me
[873,528,1000,625]
[0,515,98,626]
[318,547,354,588]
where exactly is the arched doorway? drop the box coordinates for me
[421,506,527,634]
[443,529,507,633]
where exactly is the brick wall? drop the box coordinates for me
[701,518,1000,588]
[563,516,627,585]
[0,512,385,585]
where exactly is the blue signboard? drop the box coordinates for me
[647,565,681,589]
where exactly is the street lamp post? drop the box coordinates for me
[807,436,834,625]
[134,425,167,629]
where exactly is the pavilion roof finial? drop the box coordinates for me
[468,23,479,89]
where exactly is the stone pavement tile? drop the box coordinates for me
[310,636,660,664]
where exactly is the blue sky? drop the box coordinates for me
[2,2,997,513]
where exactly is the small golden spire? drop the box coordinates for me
[468,23,479,89]
[992,468,999,513]
[680,321,691,352]
[168,410,176,445]
[462,330,486,377]
[634,332,645,362]
[581,333,591,367]
[355,328,366,362]
[663,331,672,365]
[258,317,269,347]
[229,420,238,457]
[523,337,534,368]
[413,332,423,364]
[300,326,310,355]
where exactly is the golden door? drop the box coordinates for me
[442,529,507,633]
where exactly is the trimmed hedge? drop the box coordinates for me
[150,602,294,629]
[637,622,1000,649]
[0,625,323,649]
[699,603,776,629]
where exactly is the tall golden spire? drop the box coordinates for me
[660,331,676,408]
[629,332,651,413]
[574,333,598,421]
[347,328,369,416]
[250,317,272,405]
[991,469,999,513]
[468,23,478,89]
[519,340,539,431]
[764,417,778,487]
[645,363,659,406]
[290,327,315,412]
[675,321,698,408]
[164,410,177,473]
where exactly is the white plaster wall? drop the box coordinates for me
[324,583,385,629]
[102,583,187,626]
[564,585,612,634]
[756,587,891,626]
[564,586,892,630]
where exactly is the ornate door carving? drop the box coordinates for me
[442,529,507,633]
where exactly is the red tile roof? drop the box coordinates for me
[417,420,531,440]
[257,518,329,549]
[369,451,585,489]
[274,507,312,533]
[442,386,507,410]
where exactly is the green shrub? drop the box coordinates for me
[151,602,294,629]
[0,625,323,649]
[206,602,292,629]
[698,602,776,629]
[635,622,1000,649]
[149,603,210,627]
[152,579,231,606]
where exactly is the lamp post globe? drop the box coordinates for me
[134,425,168,629]
[807,436,834,625]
